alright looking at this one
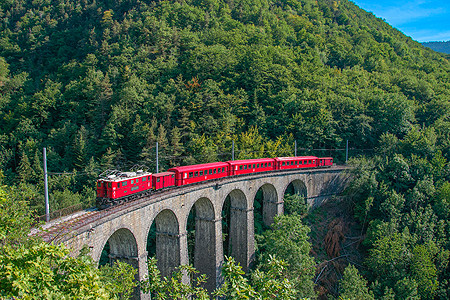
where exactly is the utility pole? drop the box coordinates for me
[295,140,297,157]
[345,140,349,164]
[232,140,235,161]
[156,141,159,173]
[43,147,50,222]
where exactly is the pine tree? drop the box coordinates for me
[170,127,184,166]
[17,152,35,183]
[73,126,88,170]
[157,124,169,170]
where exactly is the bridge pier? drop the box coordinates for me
[229,206,255,271]
[156,231,182,278]
[194,216,223,291]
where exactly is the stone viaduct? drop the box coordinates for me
[56,166,349,299]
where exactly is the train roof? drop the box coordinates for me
[275,156,318,160]
[227,158,275,165]
[153,172,175,177]
[168,162,228,172]
[100,170,152,182]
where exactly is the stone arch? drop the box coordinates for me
[188,197,218,291]
[223,189,254,271]
[152,209,180,278]
[101,228,141,299]
[282,179,308,213]
[107,228,139,261]
[284,179,308,199]
[254,183,280,227]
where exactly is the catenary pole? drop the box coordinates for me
[345,140,349,164]
[232,140,235,161]
[156,142,159,173]
[295,140,297,156]
[43,147,50,222]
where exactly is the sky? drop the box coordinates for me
[351,0,450,42]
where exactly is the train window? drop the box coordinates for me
[243,165,247,170]
[148,176,151,180]
[195,171,198,177]
[136,178,139,183]
[257,164,260,168]
[142,177,146,182]
[214,169,217,174]
[172,174,175,178]
[308,160,311,164]
[282,162,285,166]
[313,160,315,164]
[131,180,135,184]
[269,163,271,166]
[157,178,160,182]
[200,171,203,176]
[189,172,193,178]
[97,182,102,187]
[209,169,212,175]
[239,165,242,170]
[108,182,112,188]
[122,181,127,187]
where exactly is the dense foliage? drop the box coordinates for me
[0,185,137,299]
[345,129,450,299]
[1,0,449,216]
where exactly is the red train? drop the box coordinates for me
[96,156,333,208]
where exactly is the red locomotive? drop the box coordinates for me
[96,156,333,208]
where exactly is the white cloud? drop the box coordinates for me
[408,29,450,42]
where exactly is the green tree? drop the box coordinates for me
[283,193,308,215]
[339,264,374,300]
[0,186,137,299]
[141,257,209,299]
[214,256,257,299]
[260,214,316,298]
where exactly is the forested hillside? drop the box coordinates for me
[1,0,449,213]
[1,0,450,298]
